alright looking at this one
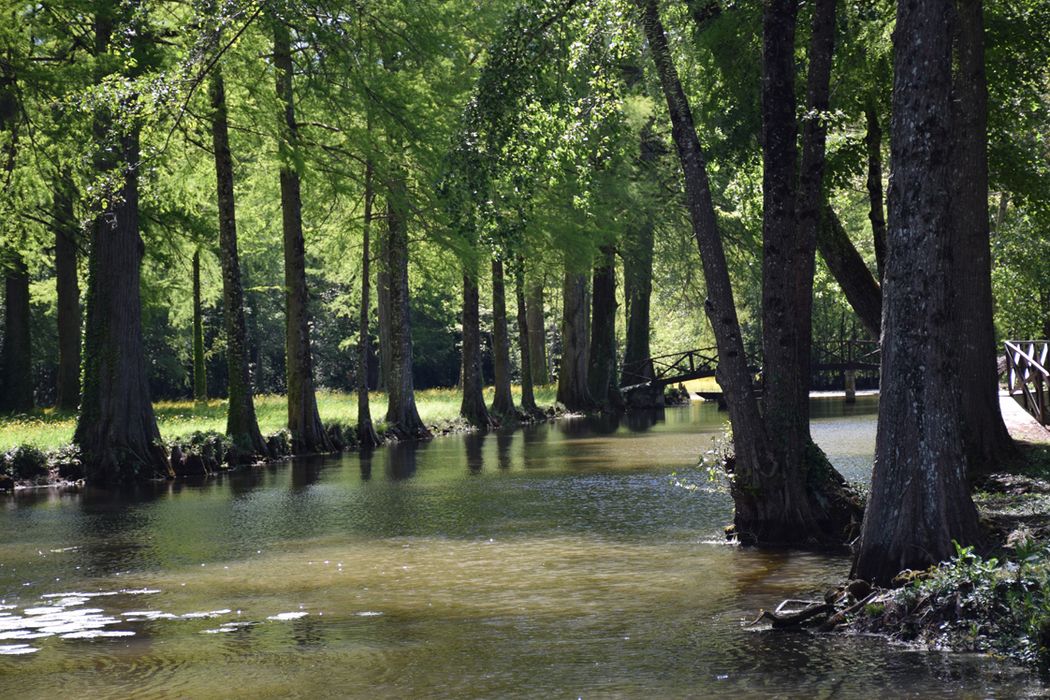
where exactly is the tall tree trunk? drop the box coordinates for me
[191,249,207,404]
[760,0,803,474]
[74,11,169,482]
[54,173,80,412]
[865,102,888,281]
[0,51,31,414]
[376,220,392,392]
[513,260,538,414]
[588,245,622,411]
[490,257,517,418]
[556,269,594,411]
[526,277,548,384]
[852,0,982,585]
[210,68,267,456]
[460,263,492,427]
[357,158,379,447]
[383,166,430,439]
[818,205,882,337]
[638,0,857,546]
[274,21,331,454]
[621,126,660,408]
[2,255,32,413]
[949,0,1016,474]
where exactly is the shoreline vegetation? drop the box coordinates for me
[0,382,697,490]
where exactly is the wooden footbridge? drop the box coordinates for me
[1005,340,1049,426]
[620,339,880,392]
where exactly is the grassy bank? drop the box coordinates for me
[0,385,560,452]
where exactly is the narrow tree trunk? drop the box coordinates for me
[949,0,1016,474]
[513,260,538,414]
[818,205,882,338]
[383,167,430,439]
[588,245,622,411]
[357,158,379,447]
[852,0,982,585]
[865,102,888,281]
[74,11,169,482]
[760,0,805,480]
[1,255,32,413]
[556,269,594,411]
[526,277,548,384]
[376,222,392,392]
[638,0,857,546]
[191,249,207,404]
[54,173,80,412]
[210,68,267,456]
[490,257,517,418]
[460,264,492,427]
[274,21,331,454]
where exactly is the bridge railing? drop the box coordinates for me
[1005,340,1050,426]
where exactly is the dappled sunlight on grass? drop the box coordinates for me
[0,385,560,452]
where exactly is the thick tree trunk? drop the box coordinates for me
[588,245,622,411]
[526,277,548,384]
[460,265,492,427]
[74,12,169,482]
[949,0,1016,474]
[274,21,331,454]
[513,261,539,414]
[210,68,267,456]
[191,249,207,404]
[54,174,80,412]
[852,0,982,586]
[357,158,379,447]
[490,257,517,418]
[2,255,32,413]
[818,205,882,338]
[638,0,857,546]
[383,168,430,439]
[557,269,594,411]
[865,103,888,282]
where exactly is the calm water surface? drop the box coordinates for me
[0,397,1041,698]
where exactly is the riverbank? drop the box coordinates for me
[763,395,1050,667]
[0,385,563,489]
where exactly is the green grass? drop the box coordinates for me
[0,385,560,452]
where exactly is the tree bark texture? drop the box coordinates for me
[2,255,32,413]
[818,205,882,338]
[383,168,430,439]
[357,158,379,447]
[490,257,517,418]
[74,12,169,482]
[588,245,623,411]
[639,0,856,546]
[513,262,538,414]
[949,0,1015,474]
[556,269,594,411]
[274,21,331,453]
[526,277,548,384]
[865,103,888,281]
[54,173,80,412]
[760,0,805,485]
[852,0,982,585]
[460,265,492,427]
[191,249,207,404]
[210,68,267,456]
[621,125,661,408]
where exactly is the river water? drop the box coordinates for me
[0,397,1041,698]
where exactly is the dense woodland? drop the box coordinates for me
[1,0,1049,584]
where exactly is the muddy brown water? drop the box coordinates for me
[0,397,1041,698]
